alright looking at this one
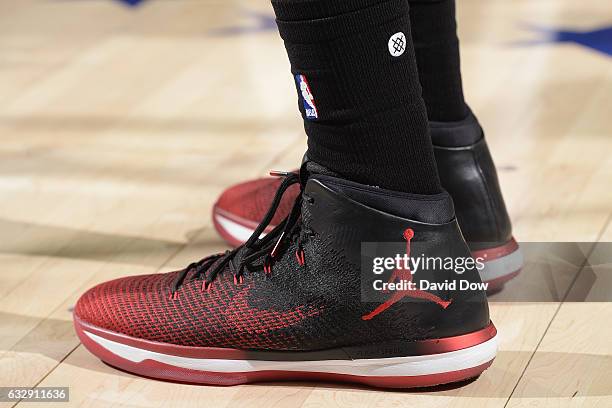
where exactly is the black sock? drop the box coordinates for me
[409,0,468,122]
[271,0,442,194]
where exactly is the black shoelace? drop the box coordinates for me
[169,171,314,299]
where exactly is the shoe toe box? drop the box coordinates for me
[74,272,178,339]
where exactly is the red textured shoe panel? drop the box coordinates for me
[74,272,326,350]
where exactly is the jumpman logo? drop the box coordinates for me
[361,228,452,321]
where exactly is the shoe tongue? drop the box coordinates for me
[297,158,341,186]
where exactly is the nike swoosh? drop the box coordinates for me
[223,284,324,333]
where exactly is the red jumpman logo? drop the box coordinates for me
[361,228,451,321]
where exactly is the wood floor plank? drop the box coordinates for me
[505,302,612,408]
[503,122,612,408]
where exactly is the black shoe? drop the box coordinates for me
[213,114,521,293]
[75,162,497,389]
[432,111,522,291]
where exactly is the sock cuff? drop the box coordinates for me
[273,0,407,44]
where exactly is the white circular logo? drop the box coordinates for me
[388,32,406,57]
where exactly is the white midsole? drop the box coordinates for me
[215,212,522,282]
[215,212,265,242]
[478,248,523,282]
[84,330,497,377]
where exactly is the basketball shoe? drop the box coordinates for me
[74,161,497,388]
[213,112,522,292]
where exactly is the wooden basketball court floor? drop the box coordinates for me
[1,0,611,407]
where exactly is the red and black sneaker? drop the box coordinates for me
[74,162,497,388]
[214,113,522,292]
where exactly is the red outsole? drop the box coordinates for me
[74,316,496,389]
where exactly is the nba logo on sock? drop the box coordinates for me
[295,74,318,120]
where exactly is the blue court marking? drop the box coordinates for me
[116,0,147,7]
[208,10,276,36]
[59,0,147,7]
[520,24,612,57]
